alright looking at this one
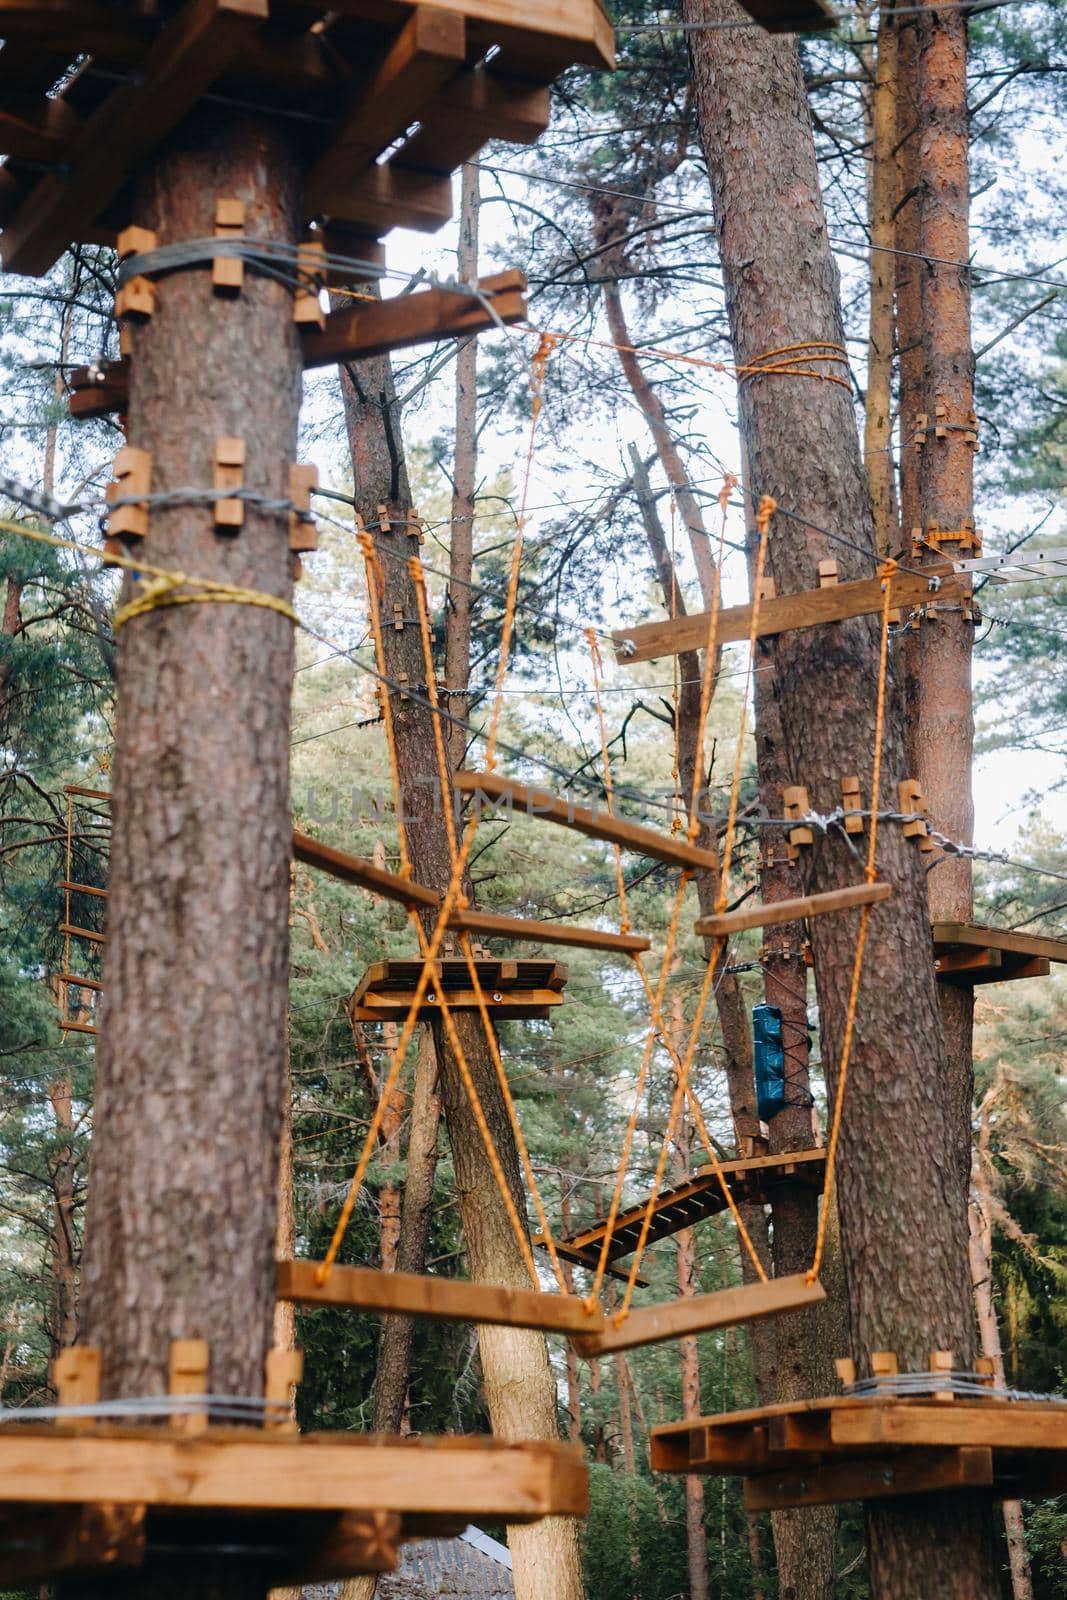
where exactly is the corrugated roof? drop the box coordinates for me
[303,1526,515,1600]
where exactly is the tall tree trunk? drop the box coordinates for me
[445,163,479,771]
[560,1189,583,1443]
[46,1073,78,1353]
[337,342,585,1600]
[865,10,899,554]
[912,0,976,1188]
[683,8,998,1597]
[74,108,302,1600]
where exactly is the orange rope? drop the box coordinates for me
[316,337,556,1284]
[807,560,896,1283]
[738,341,852,393]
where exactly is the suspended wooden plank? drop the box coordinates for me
[454,771,719,873]
[695,881,892,938]
[563,1150,827,1263]
[0,1428,589,1521]
[570,1273,825,1357]
[69,272,529,417]
[449,907,650,954]
[613,569,961,665]
[279,1259,606,1335]
[350,955,566,1021]
[735,0,838,33]
[292,830,440,910]
[2,0,270,276]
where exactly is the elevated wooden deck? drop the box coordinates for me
[651,1391,1067,1509]
[0,1426,586,1584]
[933,922,1067,986]
[350,956,567,1021]
[544,1149,827,1265]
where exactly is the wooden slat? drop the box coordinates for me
[734,0,838,34]
[2,0,269,277]
[613,569,961,665]
[744,1447,993,1510]
[302,270,528,369]
[58,973,103,992]
[393,63,549,174]
[695,881,892,938]
[450,907,649,953]
[0,96,82,161]
[278,1258,605,1335]
[454,771,719,872]
[59,880,107,898]
[352,986,563,1020]
[292,830,440,909]
[531,1234,649,1288]
[58,923,106,943]
[70,274,529,416]
[570,1273,825,1357]
[290,0,614,71]
[311,163,452,234]
[931,922,1067,967]
[829,1401,1067,1452]
[0,1429,588,1519]
[305,5,467,212]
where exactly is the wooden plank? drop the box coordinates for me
[2,0,269,277]
[0,1,157,58]
[59,923,106,943]
[0,96,82,161]
[744,1447,993,1510]
[935,946,1003,981]
[289,0,614,70]
[278,1259,605,1335]
[734,0,838,34]
[931,922,1067,967]
[829,1401,1067,1452]
[305,6,467,212]
[449,907,650,954]
[0,1430,589,1519]
[613,569,962,665]
[70,273,529,415]
[695,881,891,938]
[279,1509,401,1582]
[292,830,440,909]
[302,270,527,369]
[454,771,719,872]
[532,1234,649,1288]
[311,163,452,235]
[570,1273,825,1357]
[394,64,549,174]
[58,974,103,992]
[352,986,562,1020]
[59,881,108,898]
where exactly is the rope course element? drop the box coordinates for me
[738,341,851,393]
[806,559,895,1283]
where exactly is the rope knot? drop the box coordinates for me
[755,495,777,534]
[878,557,899,585]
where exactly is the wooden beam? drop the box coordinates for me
[0,0,158,58]
[931,921,1067,967]
[69,273,529,416]
[570,1273,825,1357]
[305,5,466,211]
[613,569,961,665]
[454,771,719,873]
[279,1509,402,1582]
[744,1447,993,1510]
[2,0,269,277]
[0,96,82,161]
[302,270,527,368]
[449,907,650,954]
[694,881,892,938]
[292,829,440,909]
[734,0,838,34]
[0,1503,146,1585]
[278,1258,606,1335]
[393,64,549,174]
[0,1429,589,1520]
[291,0,615,71]
[351,986,563,1020]
[829,1401,1067,1452]
[313,163,452,235]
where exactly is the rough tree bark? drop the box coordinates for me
[445,163,479,772]
[337,341,585,1600]
[865,9,899,555]
[910,0,977,1188]
[74,108,302,1600]
[683,6,998,1596]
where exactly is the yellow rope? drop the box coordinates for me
[114,574,298,629]
[807,559,896,1283]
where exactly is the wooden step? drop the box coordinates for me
[933,921,1067,986]
[570,1273,825,1357]
[695,882,892,938]
[454,771,718,872]
[613,568,960,665]
[279,1259,604,1336]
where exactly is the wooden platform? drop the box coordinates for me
[651,1393,1067,1509]
[350,956,567,1021]
[737,0,838,30]
[547,1150,827,1265]
[933,922,1067,986]
[613,568,961,665]
[0,0,614,277]
[0,1425,586,1584]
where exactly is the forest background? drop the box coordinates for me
[0,1,1065,1596]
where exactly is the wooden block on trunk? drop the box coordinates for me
[169,1337,209,1434]
[115,224,157,320]
[106,444,152,543]
[840,775,863,834]
[213,197,245,294]
[51,1346,101,1429]
[213,435,245,531]
[289,463,319,552]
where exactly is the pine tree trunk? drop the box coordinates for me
[668,1072,710,1600]
[682,7,998,1596]
[865,11,898,555]
[338,346,585,1600]
[47,1072,78,1354]
[446,163,479,771]
[73,108,302,1600]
